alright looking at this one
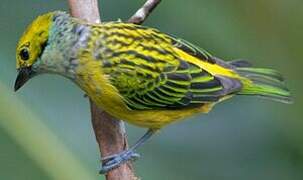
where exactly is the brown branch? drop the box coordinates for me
[128,0,162,24]
[68,0,101,23]
[89,101,137,180]
[67,0,162,179]
[68,1,136,180]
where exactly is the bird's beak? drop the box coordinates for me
[14,66,35,92]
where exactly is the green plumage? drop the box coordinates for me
[236,66,292,103]
[92,23,233,110]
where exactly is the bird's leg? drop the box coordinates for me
[99,129,156,174]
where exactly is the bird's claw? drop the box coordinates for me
[99,150,140,174]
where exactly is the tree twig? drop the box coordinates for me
[67,0,162,179]
[128,0,162,24]
[68,0,101,23]
[68,1,136,180]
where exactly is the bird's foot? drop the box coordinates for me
[99,150,140,174]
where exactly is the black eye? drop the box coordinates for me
[19,48,29,61]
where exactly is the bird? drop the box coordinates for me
[14,11,292,173]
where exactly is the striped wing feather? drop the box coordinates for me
[95,22,237,110]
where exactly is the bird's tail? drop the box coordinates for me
[229,60,293,104]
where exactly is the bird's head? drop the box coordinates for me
[15,11,74,91]
[14,12,55,91]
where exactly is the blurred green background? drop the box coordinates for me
[0,0,302,179]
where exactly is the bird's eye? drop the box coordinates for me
[19,48,30,61]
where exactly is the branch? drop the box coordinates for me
[128,0,162,24]
[68,0,100,23]
[68,1,136,180]
[67,0,162,179]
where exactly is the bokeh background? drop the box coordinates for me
[0,0,302,179]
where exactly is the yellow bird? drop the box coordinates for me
[14,11,292,173]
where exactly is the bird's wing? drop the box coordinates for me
[168,34,215,64]
[98,23,241,110]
